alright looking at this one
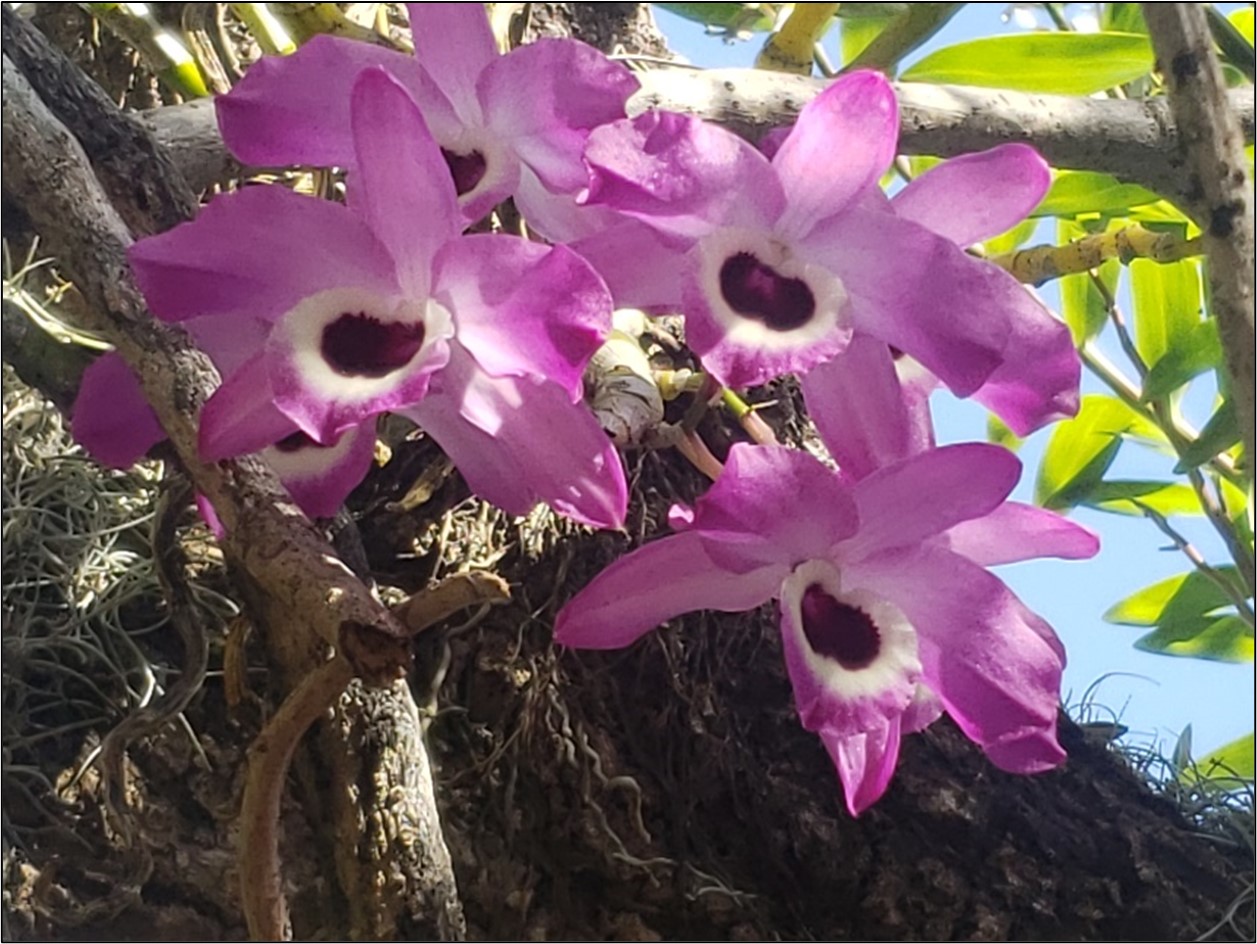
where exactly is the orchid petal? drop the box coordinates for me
[199,353,296,461]
[216,34,450,167]
[406,2,497,125]
[800,335,933,481]
[851,545,1066,774]
[348,67,460,299]
[945,502,1100,566]
[404,343,627,529]
[268,286,453,443]
[692,444,859,573]
[801,206,1015,397]
[893,145,1050,247]
[565,215,689,310]
[772,71,898,241]
[821,714,904,817]
[583,112,785,238]
[480,39,638,194]
[128,186,399,323]
[845,444,1021,558]
[554,531,783,649]
[971,304,1081,436]
[433,235,610,400]
[72,353,165,468]
[263,425,376,520]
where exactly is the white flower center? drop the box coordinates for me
[781,560,921,698]
[276,286,453,402]
[694,228,849,350]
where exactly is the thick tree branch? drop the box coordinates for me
[1144,3,1256,475]
[1,47,465,942]
[142,66,1255,201]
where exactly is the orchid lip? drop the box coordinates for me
[273,285,454,404]
[263,425,361,477]
[436,129,519,216]
[781,560,921,698]
[441,147,489,197]
[695,228,850,352]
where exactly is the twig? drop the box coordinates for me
[239,654,354,941]
[1144,3,1256,476]
[1136,503,1255,624]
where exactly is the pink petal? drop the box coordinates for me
[583,112,785,238]
[970,302,1082,436]
[406,3,497,125]
[348,67,461,298]
[480,39,638,193]
[129,185,399,323]
[72,353,166,467]
[198,352,295,461]
[772,71,898,241]
[820,715,904,816]
[692,444,859,573]
[801,205,1015,397]
[893,144,1050,247]
[433,235,611,400]
[216,34,450,167]
[404,343,627,529]
[800,335,934,481]
[851,545,1067,774]
[845,444,1021,559]
[945,502,1100,566]
[554,531,783,649]
[264,425,376,520]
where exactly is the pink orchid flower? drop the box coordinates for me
[217,4,639,232]
[78,67,626,529]
[555,438,1098,815]
[581,70,1080,436]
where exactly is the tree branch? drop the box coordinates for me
[142,65,1255,202]
[1144,3,1256,476]
[1,44,465,942]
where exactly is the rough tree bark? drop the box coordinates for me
[2,3,1252,942]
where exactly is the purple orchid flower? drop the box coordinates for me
[73,330,376,522]
[106,66,626,529]
[580,71,1081,436]
[555,439,1099,815]
[216,3,640,234]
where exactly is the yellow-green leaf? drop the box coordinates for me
[1194,732,1256,784]
[1087,480,1204,517]
[1036,395,1161,509]
[1033,171,1160,219]
[901,32,1154,95]
[1130,257,1202,370]
[1136,615,1254,663]
[1104,568,1241,627]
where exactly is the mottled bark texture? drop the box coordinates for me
[1144,3,1256,474]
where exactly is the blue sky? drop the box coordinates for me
[651,3,1254,757]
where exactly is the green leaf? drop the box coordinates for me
[1140,319,1222,401]
[901,32,1154,95]
[841,15,894,63]
[986,414,1023,452]
[1086,480,1204,517]
[1102,3,1146,34]
[1136,615,1255,662]
[1173,725,1194,775]
[1174,399,1240,473]
[983,217,1040,257]
[1195,732,1256,783]
[1033,171,1160,219]
[1036,395,1158,509]
[1130,257,1202,369]
[1231,7,1255,46]
[1104,567,1242,627]
[654,3,777,33]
